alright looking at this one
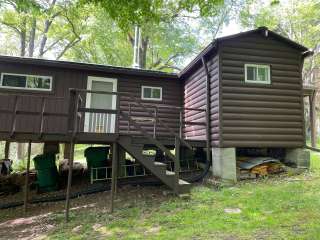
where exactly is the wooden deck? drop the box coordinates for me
[0,89,208,147]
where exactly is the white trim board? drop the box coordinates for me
[85,76,118,133]
[244,64,271,84]
[0,72,53,91]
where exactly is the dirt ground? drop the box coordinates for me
[0,184,169,240]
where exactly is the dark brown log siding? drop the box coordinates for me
[0,62,181,138]
[220,32,304,147]
[208,53,220,146]
[118,76,182,137]
[183,64,207,140]
[183,51,220,146]
[0,62,85,134]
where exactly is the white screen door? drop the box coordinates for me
[84,76,117,133]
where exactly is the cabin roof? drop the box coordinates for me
[0,27,312,80]
[179,27,312,78]
[0,55,178,79]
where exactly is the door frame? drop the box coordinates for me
[84,76,118,133]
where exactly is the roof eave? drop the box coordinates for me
[178,41,217,78]
[0,55,179,79]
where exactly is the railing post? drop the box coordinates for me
[179,109,183,138]
[39,97,46,138]
[72,92,80,137]
[10,95,18,138]
[77,94,83,133]
[115,94,120,134]
[174,136,180,195]
[154,107,158,138]
[128,103,131,133]
[68,89,77,134]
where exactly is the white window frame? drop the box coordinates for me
[141,86,162,101]
[244,64,271,84]
[0,72,53,91]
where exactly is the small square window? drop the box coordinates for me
[141,86,162,101]
[245,64,270,84]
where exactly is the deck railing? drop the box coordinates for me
[0,93,68,138]
[0,90,209,191]
[69,88,209,192]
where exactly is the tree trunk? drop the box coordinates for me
[139,37,149,69]
[38,0,57,57]
[20,17,27,57]
[38,19,52,57]
[28,18,36,57]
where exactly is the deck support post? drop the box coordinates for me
[4,141,10,159]
[174,137,180,195]
[64,143,71,159]
[309,91,317,147]
[65,140,75,222]
[23,141,32,214]
[110,142,118,213]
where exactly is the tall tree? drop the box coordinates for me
[0,0,90,160]
[71,0,241,70]
[0,0,89,59]
[240,0,320,82]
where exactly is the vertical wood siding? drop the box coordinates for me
[220,32,304,147]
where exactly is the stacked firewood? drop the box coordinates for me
[237,157,284,180]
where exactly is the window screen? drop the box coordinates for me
[141,86,162,101]
[0,73,52,91]
[245,64,270,84]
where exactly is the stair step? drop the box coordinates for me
[118,135,192,194]
[179,179,190,186]
[154,161,166,167]
[166,170,175,176]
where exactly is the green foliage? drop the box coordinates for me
[65,6,202,71]
[83,0,224,29]
[240,0,320,80]
[0,0,90,58]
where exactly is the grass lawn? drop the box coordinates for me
[1,152,320,239]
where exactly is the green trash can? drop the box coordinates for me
[33,153,58,192]
[84,147,110,179]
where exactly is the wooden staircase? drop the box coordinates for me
[118,135,191,194]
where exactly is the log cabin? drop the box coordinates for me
[0,27,316,216]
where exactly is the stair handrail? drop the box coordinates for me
[124,92,198,150]
[69,88,206,151]
[120,110,175,160]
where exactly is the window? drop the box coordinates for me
[245,64,270,84]
[0,73,52,91]
[141,86,162,101]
